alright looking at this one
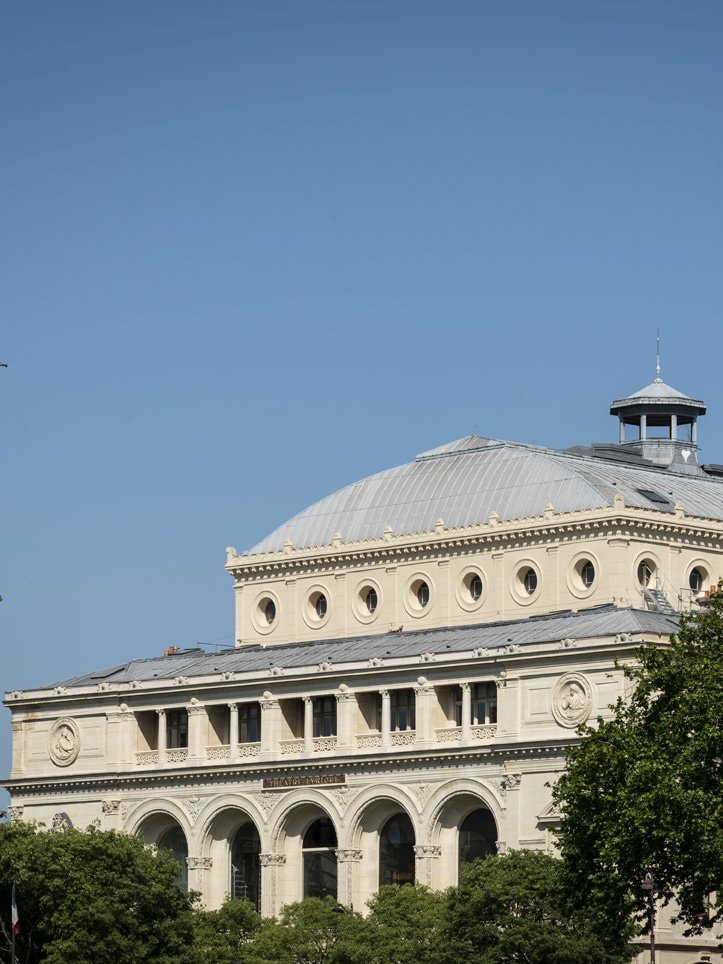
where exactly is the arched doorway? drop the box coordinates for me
[230,822,261,910]
[302,817,338,899]
[458,807,497,874]
[157,824,189,890]
[379,813,415,887]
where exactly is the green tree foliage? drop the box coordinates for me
[191,898,262,963]
[0,821,197,964]
[553,593,723,937]
[443,851,636,964]
[358,884,447,964]
[243,895,365,964]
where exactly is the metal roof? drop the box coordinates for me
[48,605,678,690]
[246,436,723,554]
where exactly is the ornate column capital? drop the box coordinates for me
[259,852,286,867]
[186,856,213,871]
[413,844,441,859]
[334,849,363,863]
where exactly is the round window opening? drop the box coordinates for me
[689,567,705,593]
[263,599,276,625]
[365,588,378,614]
[468,573,483,601]
[637,560,655,588]
[408,578,431,611]
[579,560,595,589]
[522,568,538,595]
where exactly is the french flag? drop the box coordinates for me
[11,883,19,935]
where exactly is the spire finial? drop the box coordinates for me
[655,329,662,383]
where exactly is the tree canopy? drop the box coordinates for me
[553,590,723,937]
[444,850,636,963]
[0,821,197,964]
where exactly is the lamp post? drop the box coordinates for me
[641,873,656,964]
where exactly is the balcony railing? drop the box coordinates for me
[435,724,497,744]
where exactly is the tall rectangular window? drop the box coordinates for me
[472,683,497,725]
[390,690,416,731]
[239,703,261,743]
[167,709,188,748]
[313,696,337,737]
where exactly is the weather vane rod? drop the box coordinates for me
[655,330,662,383]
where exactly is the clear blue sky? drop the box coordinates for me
[1,1,722,802]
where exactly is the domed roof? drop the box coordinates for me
[246,435,723,554]
[610,379,706,413]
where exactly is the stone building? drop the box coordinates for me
[4,375,722,963]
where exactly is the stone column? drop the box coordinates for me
[413,844,441,887]
[259,692,280,760]
[671,413,677,441]
[335,686,357,750]
[10,720,23,777]
[303,696,314,754]
[259,853,286,918]
[335,849,362,910]
[156,709,167,763]
[186,856,213,899]
[640,413,647,440]
[228,703,239,763]
[414,678,434,743]
[460,682,471,741]
[187,700,207,764]
[379,689,391,750]
[495,674,520,740]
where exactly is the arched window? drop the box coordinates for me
[458,808,497,875]
[379,813,415,887]
[231,822,261,910]
[158,825,189,890]
[303,818,337,899]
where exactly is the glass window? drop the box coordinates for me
[379,814,415,887]
[239,703,261,744]
[416,581,430,607]
[166,710,188,749]
[303,818,338,899]
[231,822,261,910]
[472,683,497,725]
[389,690,415,731]
[458,809,497,875]
[523,569,538,594]
[470,573,483,600]
[264,599,276,624]
[312,696,337,738]
[689,568,704,592]
[315,594,328,619]
[158,826,188,890]
[581,561,595,587]
[365,588,378,613]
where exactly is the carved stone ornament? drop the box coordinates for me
[256,792,278,818]
[187,856,213,871]
[335,849,363,863]
[48,718,81,767]
[329,784,355,815]
[102,800,122,815]
[413,845,441,859]
[413,783,432,808]
[182,796,203,823]
[259,852,286,867]
[52,812,73,829]
[7,806,24,821]
[551,672,593,728]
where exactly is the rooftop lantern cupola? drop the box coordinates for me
[610,353,706,472]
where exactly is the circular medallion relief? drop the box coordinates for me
[48,718,81,767]
[551,673,592,728]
